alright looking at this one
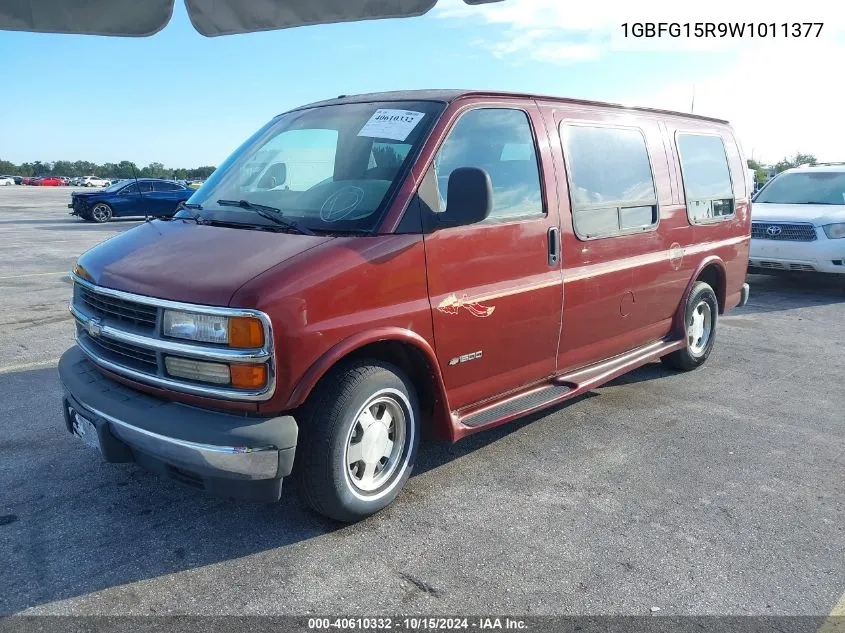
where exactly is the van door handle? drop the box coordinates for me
[547,227,560,267]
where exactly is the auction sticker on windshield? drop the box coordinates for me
[358,109,425,141]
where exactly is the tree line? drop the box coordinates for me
[747,152,818,185]
[0,159,216,181]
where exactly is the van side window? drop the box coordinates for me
[433,108,543,221]
[676,133,735,222]
[561,124,658,239]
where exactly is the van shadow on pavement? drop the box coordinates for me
[0,367,611,613]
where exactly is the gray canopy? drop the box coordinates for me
[0,0,501,37]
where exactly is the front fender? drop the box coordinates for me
[284,327,455,440]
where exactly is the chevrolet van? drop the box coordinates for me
[59,90,751,521]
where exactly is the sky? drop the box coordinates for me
[1,0,843,168]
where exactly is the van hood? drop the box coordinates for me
[752,202,845,226]
[76,220,333,305]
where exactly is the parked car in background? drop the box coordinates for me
[80,176,109,187]
[0,175,14,186]
[188,180,204,189]
[68,178,193,222]
[58,89,752,521]
[13,176,23,185]
[750,164,845,276]
[21,177,34,185]
[34,176,64,186]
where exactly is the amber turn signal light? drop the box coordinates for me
[228,317,264,348]
[230,364,267,389]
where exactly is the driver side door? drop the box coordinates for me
[421,103,563,410]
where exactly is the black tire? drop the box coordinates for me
[662,281,718,371]
[90,203,112,223]
[296,360,420,522]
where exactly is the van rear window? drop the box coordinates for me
[561,124,658,239]
[676,133,735,223]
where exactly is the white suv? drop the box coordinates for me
[750,164,845,276]
[80,176,109,187]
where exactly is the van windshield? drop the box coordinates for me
[186,101,444,232]
[755,171,845,205]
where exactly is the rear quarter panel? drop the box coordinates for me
[662,118,751,312]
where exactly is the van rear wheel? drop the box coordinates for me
[296,361,420,522]
[662,281,718,371]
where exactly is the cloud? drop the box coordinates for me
[638,42,845,163]
[435,0,845,162]
[435,0,606,62]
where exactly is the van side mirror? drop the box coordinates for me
[438,167,493,228]
[257,162,287,189]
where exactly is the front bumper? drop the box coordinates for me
[59,346,298,502]
[749,236,845,275]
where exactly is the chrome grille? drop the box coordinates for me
[69,274,276,401]
[751,222,817,242]
[753,261,817,272]
[76,284,158,330]
[78,327,158,372]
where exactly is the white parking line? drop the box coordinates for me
[0,271,67,280]
[0,358,60,375]
[818,590,845,633]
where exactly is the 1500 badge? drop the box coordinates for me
[449,351,483,366]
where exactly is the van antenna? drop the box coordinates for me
[690,84,696,114]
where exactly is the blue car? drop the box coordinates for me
[68,179,193,223]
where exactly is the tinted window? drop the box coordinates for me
[677,133,734,222]
[754,171,845,205]
[433,108,543,220]
[121,183,139,194]
[562,124,658,238]
[154,181,180,192]
[138,181,153,193]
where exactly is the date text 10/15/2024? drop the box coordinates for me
[307,617,528,630]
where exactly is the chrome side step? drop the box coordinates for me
[462,383,573,428]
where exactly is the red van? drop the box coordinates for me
[60,90,751,521]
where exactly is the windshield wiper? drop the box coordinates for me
[216,199,314,235]
[163,202,208,224]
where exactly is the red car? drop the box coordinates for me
[35,176,64,186]
[60,89,751,521]
[21,177,35,185]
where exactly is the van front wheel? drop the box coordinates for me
[662,281,718,371]
[296,361,420,522]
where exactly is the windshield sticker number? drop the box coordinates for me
[358,110,425,142]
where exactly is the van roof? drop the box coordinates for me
[292,89,730,125]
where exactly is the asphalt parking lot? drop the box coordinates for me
[1,186,843,617]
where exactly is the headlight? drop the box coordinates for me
[164,357,230,384]
[164,356,267,389]
[823,223,845,239]
[162,310,264,347]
